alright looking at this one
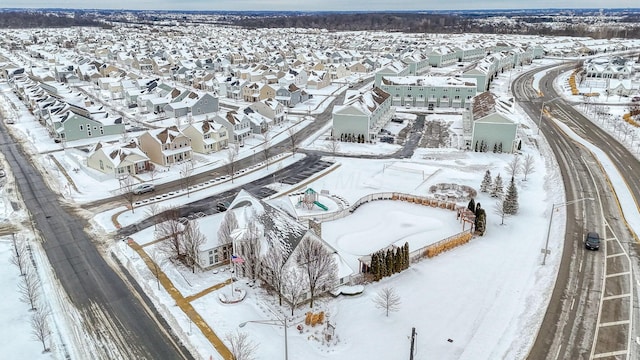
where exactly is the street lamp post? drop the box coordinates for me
[542,197,594,265]
[239,317,288,360]
[537,97,562,135]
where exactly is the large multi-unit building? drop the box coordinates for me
[379,75,477,109]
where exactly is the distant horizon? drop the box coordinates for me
[0,0,638,12]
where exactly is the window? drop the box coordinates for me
[99,160,104,170]
[209,256,214,264]
[100,126,104,135]
[80,125,84,131]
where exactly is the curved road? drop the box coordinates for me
[515,64,640,359]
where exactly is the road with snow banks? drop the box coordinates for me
[514,63,640,360]
[0,118,193,359]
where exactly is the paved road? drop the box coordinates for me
[515,64,640,360]
[0,118,193,359]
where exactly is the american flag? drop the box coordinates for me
[231,255,244,264]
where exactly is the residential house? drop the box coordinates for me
[307,70,330,90]
[86,140,151,177]
[196,190,355,296]
[250,98,285,125]
[275,83,309,108]
[137,126,192,166]
[464,91,518,153]
[216,111,252,144]
[332,87,394,141]
[182,119,229,154]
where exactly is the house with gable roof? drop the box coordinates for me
[249,98,285,125]
[196,190,355,296]
[182,118,229,154]
[332,87,394,141]
[216,110,252,144]
[275,83,310,108]
[137,126,192,166]
[86,140,151,176]
[464,91,518,153]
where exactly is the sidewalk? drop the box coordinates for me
[128,239,233,360]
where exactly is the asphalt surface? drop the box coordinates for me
[515,63,640,360]
[0,118,193,359]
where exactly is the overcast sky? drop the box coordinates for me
[1,1,638,11]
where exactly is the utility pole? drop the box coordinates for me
[409,327,416,360]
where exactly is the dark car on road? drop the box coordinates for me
[585,231,600,250]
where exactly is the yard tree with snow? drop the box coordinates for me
[157,207,186,263]
[225,331,258,360]
[182,220,206,272]
[373,287,401,317]
[261,247,288,306]
[480,170,492,193]
[31,306,51,353]
[237,220,262,281]
[521,153,536,181]
[283,268,306,315]
[505,155,521,179]
[119,175,138,213]
[226,143,239,183]
[504,176,519,215]
[296,236,337,308]
[217,209,239,247]
[491,173,504,198]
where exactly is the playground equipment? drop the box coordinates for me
[298,188,328,211]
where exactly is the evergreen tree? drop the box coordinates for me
[474,141,478,152]
[394,248,401,273]
[480,170,492,193]
[491,174,504,198]
[467,198,476,213]
[517,140,522,150]
[498,143,503,153]
[403,242,410,270]
[480,140,485,152]
[371,252,379,280]
[504,176,519,215]
[475,208,487,236]
[493,143,497,153]
[386,249,393,277]
[475,202,482,216]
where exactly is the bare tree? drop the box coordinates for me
[148,165,160,183]
[225,331,258,360]
[505,155,521,179]
[493,198,510,225]
[226,143,239,183]
[182,220,206,272]
[286,125,299,154]
[373,287,401,317]
[19,267,40,311]
[261,247,287,306]
[238,220,261,280]
[31,306,51,353]
[156,207,185,262]
[148,249,169,290]
[283,268,306,315]
[10,234,28,276]
[145,202,161,231]
[261,132,272,169]
[179,161,194,197]
[119,175,137,213]
[325,137,341,159]
[521,153,536,181]
[217,210,239,248]
[296,237,337,308]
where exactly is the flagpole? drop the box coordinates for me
[230,239,235,294]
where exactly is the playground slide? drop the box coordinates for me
[313,201,329,211]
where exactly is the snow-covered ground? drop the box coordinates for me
[1,52,640,360]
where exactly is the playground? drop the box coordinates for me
[292,188,340,215]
